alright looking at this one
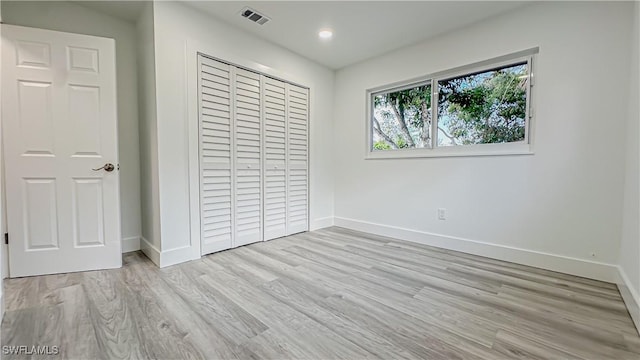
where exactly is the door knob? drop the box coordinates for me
[92,163,115,172]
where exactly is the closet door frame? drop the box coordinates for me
[186,41,310,257]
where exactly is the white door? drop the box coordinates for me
[233,68,262,247]
[286,84,309,235]
[263,77,287,241]
[2,25,121,277]
[199,56,233,255]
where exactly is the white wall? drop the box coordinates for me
[151,1,334,265]
[136,2,162,262]
[1,1,142,248]
[333,1,633,282]
[618,0,640,332]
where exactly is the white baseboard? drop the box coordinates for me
[617,266,640,334]
[140,236,161,267]
[139,237,199,268]
[310,216,335,231]
[159,246,198,268]
[333,217,618,283]
[122,236,141,253]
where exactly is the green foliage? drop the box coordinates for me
[395,136,409,149]
[438,65,527,145]
[372,135,408,150]
[374,84,432,148]
[373,141,392,150]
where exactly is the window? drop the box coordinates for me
[368,50,536,158]
[372,81,433,150]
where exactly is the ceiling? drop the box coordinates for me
[184,1,530,69]
[74,1,530,70]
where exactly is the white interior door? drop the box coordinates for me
[263,77,287,241]
[2,25,121,277]
[233,68,262,247]
[286,84,309,235]
[199,56,233,255]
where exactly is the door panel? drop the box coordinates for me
[233,68,262,247]
[286,84,309,235]
[3,25,120,277]
[18,81,55,155]
[67,46,99,73]
[263,77,287,240]
[199,56,233,255]
[16,40,51,68]
[23,178,59,250]
[72,178,105,247]
[69,85,102,156]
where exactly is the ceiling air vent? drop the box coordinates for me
[240,7,270,25]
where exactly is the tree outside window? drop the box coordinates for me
[371,61,530,152]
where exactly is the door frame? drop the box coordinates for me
[185,40,311,257]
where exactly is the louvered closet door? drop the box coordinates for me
[286,84,309,235]
[263,77,287,241]
[199,56,233,255]
[233,68,263,247]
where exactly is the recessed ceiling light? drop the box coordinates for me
[318,29,333,39]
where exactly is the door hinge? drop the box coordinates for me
[4,233,8,245]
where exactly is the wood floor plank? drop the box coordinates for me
[329,289,507,360]
[491,329,581,360]
[414,285,638,359]
[383,237,618,291]
[2,226,639,360]
[161,263,269,344]
[81,270,147,359]
[200,271,377,360]
[55,285,101,360]
[130,254,251,360]
[119,261,206,359]
[258,278,409,359]
[448,263,627,309]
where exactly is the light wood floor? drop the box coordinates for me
[2,227,639,359]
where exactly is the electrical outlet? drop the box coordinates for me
[438,208,446,220]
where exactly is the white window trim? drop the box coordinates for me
[365,48,538,160]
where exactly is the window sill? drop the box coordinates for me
[365,144,534,159]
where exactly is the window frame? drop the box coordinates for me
[365,48,538,159]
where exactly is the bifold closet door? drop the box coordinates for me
[199,54,308,255]
[286,84,309,235]
[263,77,287,241]
[199,56,233,254]
[233,68,262,247]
